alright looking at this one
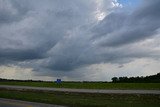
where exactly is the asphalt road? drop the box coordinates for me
[0,98,65,107]
[0,85,160,94]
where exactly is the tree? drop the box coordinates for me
[112,77,118,83]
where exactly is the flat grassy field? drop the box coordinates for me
[0,81,160,90]
[0,89,160,107]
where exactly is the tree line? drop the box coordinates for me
[1,72,160,83]
[0,78,48,82]
[112,73,160,83]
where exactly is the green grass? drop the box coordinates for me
[0,89,159,107]
[0,81,160,90]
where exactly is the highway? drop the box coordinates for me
[0,85,159,106]
[0,85,160,94]
[0,98,65,107]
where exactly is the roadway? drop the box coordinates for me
[0,85,160,94]
[0,85,159,107]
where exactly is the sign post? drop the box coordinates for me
[56,79,62,84]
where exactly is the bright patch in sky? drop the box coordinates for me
[95,11,106,21]
[118,0,140,7]
[95,0,106,21]
[112,0,123,7]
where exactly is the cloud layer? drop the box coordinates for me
[0,0,160,80]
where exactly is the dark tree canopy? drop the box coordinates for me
[112,73,160,83]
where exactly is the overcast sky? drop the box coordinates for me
[0,0,160,81]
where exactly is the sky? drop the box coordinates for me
[0,0,160,81]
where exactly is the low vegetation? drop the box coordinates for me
[0,73,160,106]
[0,81,160,90]
[0,89,159,107]
[0,73,160,90]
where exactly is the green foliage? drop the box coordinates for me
[0,81,160,90]
[0,89,160,107]
[112,73,160,83]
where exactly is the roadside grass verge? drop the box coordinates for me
[0,81,160,90]
[0,89,160,107]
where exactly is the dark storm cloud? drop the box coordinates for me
[0,0,30,24]
[43,0,160,71]
[0,47,48,61]
[0,0,98,67]
[0,0,160,74]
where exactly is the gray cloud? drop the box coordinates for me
[93,0,160,47]
[0,0,160,78]
[0,0,30,24]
